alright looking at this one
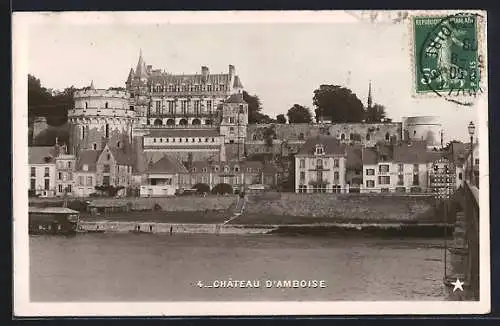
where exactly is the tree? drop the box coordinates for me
[192,183,210,194]
[211,183,233,195]
[287,104,312,123]
[276,114,287,124]
[242,90,276,124]
[262,125,276,148]
[313,85,365,123]
[365,103,387,122]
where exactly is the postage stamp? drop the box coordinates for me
[411,12,486,105]
[12,10,490,317]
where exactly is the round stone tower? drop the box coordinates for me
[402,116,442,149]
[68,84,135,154]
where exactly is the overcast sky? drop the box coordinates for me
[24,12,484,142]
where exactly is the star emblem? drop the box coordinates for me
[451,278,464,292]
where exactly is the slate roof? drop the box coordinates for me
[75,150,101,172]
[145,156,188,174]
[296,136,346,156]
[148,73,232,86]
[226,93,246,104]
[109,147,135,166]
[233,75,244,89]
[362,147,378,165]
[346,145,363,170]
[146,129,221,138]
[393,141,428,163]
[28,146,58,164]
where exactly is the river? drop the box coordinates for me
[30,233,447,301]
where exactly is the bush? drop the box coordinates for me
[192,183,210,194]
[211,183,233,195]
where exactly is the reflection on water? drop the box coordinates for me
[30,233,447,301]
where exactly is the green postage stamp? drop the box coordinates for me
[412,13,485,103]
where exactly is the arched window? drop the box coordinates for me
[341,133,345,140]
[154,119,162,126]
[105,102,109,108]
[92,143,97,150]
[85,102,88,109]
[117,141,121,148]
[105,124,109,138]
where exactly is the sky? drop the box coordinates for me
[24,12,484,143]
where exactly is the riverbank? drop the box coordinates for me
[78,219,454,238]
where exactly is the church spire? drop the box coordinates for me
[367,80,373,108]
[89,80,95,89]
[135,49,148,78]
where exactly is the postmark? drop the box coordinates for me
[412,13,485,106]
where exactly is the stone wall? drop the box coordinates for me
[244,192,436,222]
[88,195,238,212]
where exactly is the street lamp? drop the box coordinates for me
[468,121,475,185]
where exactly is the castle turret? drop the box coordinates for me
[402,116,442,149]
[68,87,135,154]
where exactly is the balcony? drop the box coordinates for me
[149,111,217,118]
[138,124,218,129]
[148,90,230,97]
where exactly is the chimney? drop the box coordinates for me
[201,66,209,81]
[147,65,152,74]
[229,64,235,78]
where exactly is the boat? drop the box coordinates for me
[29,206,80,235]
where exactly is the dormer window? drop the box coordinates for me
[83,164,89,171]
[315,144,324,155]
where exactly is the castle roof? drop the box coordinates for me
[75,150,101,172]
[145,129,220,138]
[226,93,246,104]
[108,147,135,166]
[145,155,188,174]
[233,75,244,89]
[393,141,429,163]
[126,68,135,84]
[135,51,149,79]
[346,145,363,170]
[28,146,58,165]
[296,136,346,156]
[148,73,231,86]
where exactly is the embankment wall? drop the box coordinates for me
[244,193,437,222]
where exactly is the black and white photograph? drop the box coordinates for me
[13,10,490,316]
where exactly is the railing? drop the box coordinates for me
[136,124,218,129]
[149,112,216,118]
[463,180,480,300]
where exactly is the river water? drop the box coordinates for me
[30,233,447,301]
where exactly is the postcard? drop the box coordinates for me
[12,10,490,316]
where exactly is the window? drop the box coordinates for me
[211,138,215,142]
[299,159,305,168]
[44,179,50,190]
[30,179,36,190]
[334,159,339,168]
[299,171,305,180]
[207,85,212,92]
[413,164,419,172]
[341,134,345,140]
[103,176,110,186]
[398,174,404,185]
[459,172,463,180]
[156,101,161,114]
[181,101,187,115]
[385,132,390,141]
[87,176,93,186]
[334,171,339,181]
[58,172,62,180]
[206,100,212,113]
[30,167,36,177]
[214,166,219,172]
[366,180,375,188]
[229,117,235,123]
[366,133,370,141]
[413,174,419,186]
[58,185,63,193]
[366,168,375,176]
[105,102,109,109]
[298,185,307,193]
[85,102,88,109]
[229,127,235,134]
[105,124,109,138]
[44,167,49,177]
[202,168,207,173]
[234,166,240,172]
[78,176,83,185]
[378,176,390,185]
[224,166,230,173]
[83,164,89,172]
[379,164,390,173]
[475,158,479,165]
[103,164,110,173]
[316,159,323,169]
[93,143,97,150]
[398,164,404,173]
[298,133,304,140]
[315,145,324,155]
[107,154,111,161]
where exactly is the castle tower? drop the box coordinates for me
[68,82,135,154]
[220,93,248,160]
[402,116,442,149]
